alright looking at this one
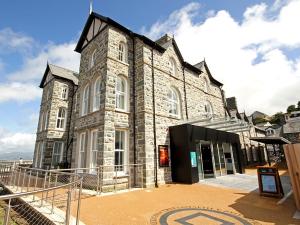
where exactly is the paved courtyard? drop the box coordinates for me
[200,173,292,194]
[71,171,299,225]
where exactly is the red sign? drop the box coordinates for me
[159,145,169,167]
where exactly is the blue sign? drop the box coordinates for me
[190,152,197,167]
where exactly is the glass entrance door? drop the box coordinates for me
[201,144,215,178]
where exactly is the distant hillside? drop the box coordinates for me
[0,152,33,160]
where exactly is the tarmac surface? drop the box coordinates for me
[72,169,299,225]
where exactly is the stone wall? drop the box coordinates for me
[34,72,76,169]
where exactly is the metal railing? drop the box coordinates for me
[0,165,83,225]
[52,164,144,194]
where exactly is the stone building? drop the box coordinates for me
[34,12,249,187]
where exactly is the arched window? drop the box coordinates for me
[204,78,209,93]
[118,42,126,62]
[90,49,96,68]
[167,87,180,117]
[82,85,90,116]
[116,76,127,111]
[204,101,213,117]
[56,108,66,129]
[169,58,176,76]
[93,77,101,111]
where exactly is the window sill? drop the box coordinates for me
[116,59,129,67]
[168,114,181,120]
[115,109,130,114]
[113,173,129,178]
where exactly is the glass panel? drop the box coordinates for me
[195,140,204,180]
[213,143,221,177]
[218,143,226,175]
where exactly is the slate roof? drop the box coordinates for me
[75,12,223,87]
[39,63,79,88]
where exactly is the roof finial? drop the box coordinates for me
[89,0,93,14]
[204,57,206,62]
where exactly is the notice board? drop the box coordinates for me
[257,166,284,198]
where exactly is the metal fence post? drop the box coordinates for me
[40,171,48,207]
[96,167,100,194]
[65,189,72,225]
[16,167,21,192]
[21,168,27,192]
[33,171,38,200]
[76,180,83,225]
[4,198,11,225]
[27,170,32,192]
[51,173,58,214]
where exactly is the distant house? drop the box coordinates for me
[282,111,300,143]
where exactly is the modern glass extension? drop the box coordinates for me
[195,140,236,180]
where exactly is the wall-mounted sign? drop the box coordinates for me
[159,145,169,167]
[190,152,197,168]
[257,166,283,198]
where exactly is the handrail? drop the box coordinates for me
[0,178,82,200]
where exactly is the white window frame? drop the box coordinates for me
[82,85,90,116]
[78,132,86,169]
[115,76,128,112]
[93,77,101,112]
[169,58,176,76]
[52,142,64,167]
[114,129,128,175]
[118,42,126,62]
[56,108,67,130]
[167,87,181,118]
[90,49,96,68]
[61,85,68,100]
[90,129,98,173]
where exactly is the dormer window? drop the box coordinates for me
[90,49,97,68]
[169,58,176,76]
[118,42,126,62]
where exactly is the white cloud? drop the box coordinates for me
[8,41,80,81]
[0,128,35,153]
[0,82,41,103]
[142,0,300,115]
[0,28,34,53]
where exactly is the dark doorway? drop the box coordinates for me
[201,144,214,178]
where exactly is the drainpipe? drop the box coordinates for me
[151,48,158,188]
[65,85,78,168]
[182,65,188,120]
[131,33,137,185]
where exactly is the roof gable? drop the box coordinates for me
[194,60,223,87]
[39,63,79,88]
[75,12,222,87]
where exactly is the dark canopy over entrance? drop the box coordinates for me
[169,124,243,184]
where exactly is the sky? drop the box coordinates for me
[0,0,299,154]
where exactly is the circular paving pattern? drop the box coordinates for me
[150,207,259,225]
